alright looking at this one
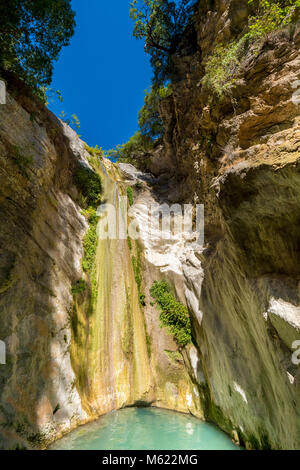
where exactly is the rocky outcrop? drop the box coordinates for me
[138,0,300,450]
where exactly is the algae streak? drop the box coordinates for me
[70,158,153,417]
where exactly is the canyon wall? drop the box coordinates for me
[139,0,300,450]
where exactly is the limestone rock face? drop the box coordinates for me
[0,76,88,449]
[138,0,300,450]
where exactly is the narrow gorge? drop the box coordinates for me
[0,0,300,451]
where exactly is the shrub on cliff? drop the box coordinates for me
[203,0,300,97]
[138,84,172,138]
[74,164,102,208]
[107,131,153,163]
[0,0,75,90]
[150,280,192,347]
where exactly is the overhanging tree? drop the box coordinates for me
[130,0,197,85]
[0,0,75,89]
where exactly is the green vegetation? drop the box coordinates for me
[122,290,134,357]
[109,0,192,164]
[0,0,75,91]
[127,236,132,251]
[80,208,99,301]
[59,111,81,131]
[82,209,98,274]
[107,130,153,163]
[74,162,102,301]
[108,84,171,164]
[150,280,192,347]
[127,186,134,206]
[203,0,300,97]
[71,279,87,296]
[138,84,172,138]
[11,145,33,174]
[164,349,183,364]
[130,0,197,86]
[84,144,104,171]
[132,250,146,307]
[74,164,102,208]
[248,0,300,39]
[202,39,245,97]
[146,330,152,357]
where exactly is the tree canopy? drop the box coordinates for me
[138,84,172,138]
[0,0,75,89]
[130,0,197,85]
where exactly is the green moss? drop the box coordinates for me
[122,290,134,357]
[139,293,146,307]
[82,209,98,272]
[127,186,134,206]
[203,0,300,98]
[71,279,86,296]
[127,236,132,251]
[84,144,104,171]
[0,274,15,294]
[164,350,183,364]
[27,432,47,446]
[70,305,85,344]
[146,331,152,358]
[150,280,192,347]
[11,146,33,175]
[81,209,99,302]
[74,163,102,208]
[0,260,16,295]
[132,250,145,307]
[71,279,87,296]
[208,402,231,431]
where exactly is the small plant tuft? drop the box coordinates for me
[150,280,192,347]
[203,0,300,98]
[71,279,87,296]
[82,209,99,275]
[127,186,134,206]
[74,164,102,208]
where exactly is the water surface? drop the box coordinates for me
[50,408,240,450]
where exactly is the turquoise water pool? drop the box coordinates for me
[50,408,240,450]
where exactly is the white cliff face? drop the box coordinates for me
[267,298,300,331]
[120,163,205,305]
[266,297,300,351]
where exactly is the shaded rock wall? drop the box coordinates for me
[0,76,87,449]
[140,0,300,449]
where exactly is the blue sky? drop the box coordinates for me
[48,0,152,150]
